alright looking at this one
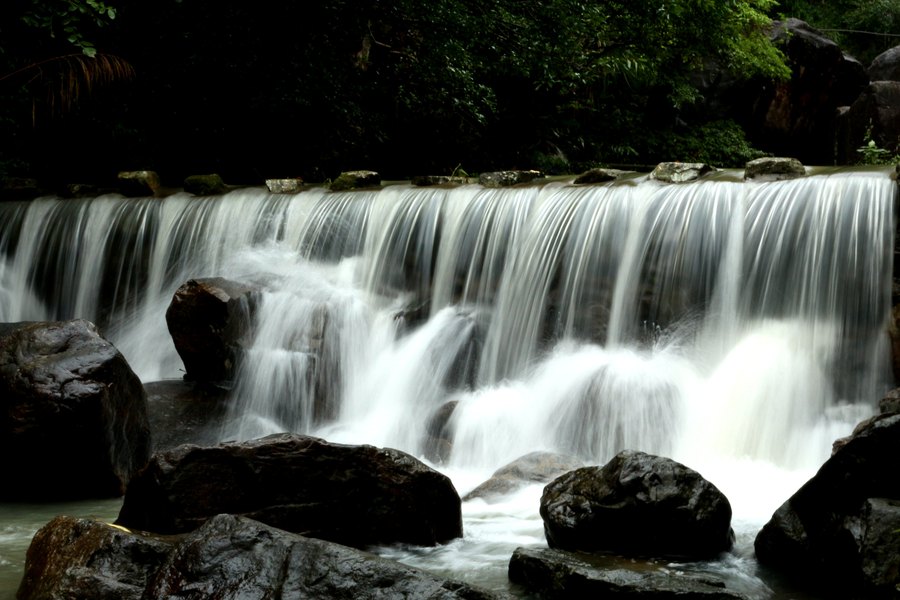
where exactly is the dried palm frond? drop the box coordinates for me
[1,53,135,124]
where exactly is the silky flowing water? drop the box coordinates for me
[0,170,894,598]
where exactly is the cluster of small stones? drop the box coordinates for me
[2,158,822,202]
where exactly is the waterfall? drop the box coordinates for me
[0,171,893,477]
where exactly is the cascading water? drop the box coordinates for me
[0,169,894,597]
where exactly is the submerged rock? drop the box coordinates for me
[116,433,464,548]
[464,451,584,502]
[0,320,151,500]
[165,277,257,384]
[649,162,714,183]
[20,514,506,600]
[572,168,630,184]
[540,450,734,560]
[478,170,544,187]
[508,547,746,599]
[330,170,381,191]
[755,413,900,598]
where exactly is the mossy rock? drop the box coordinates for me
[118,171,161,197]
[744,157,806,180]
[330,170,381,191]
[184,174,228,196]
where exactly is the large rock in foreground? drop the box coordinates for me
[17,516,171,600]
[116,433,463,548]
[19,514,507,600]
[0,320,151,500]
[755,413,900,598]
[541,450,733,560]
[508,547,746,599]
[165,277,256,383]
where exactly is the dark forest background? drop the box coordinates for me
[1,0,898,187]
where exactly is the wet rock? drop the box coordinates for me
[17,516,172,600]
[183,173,228,196]
[541,450,734,560]
[0,320,151,500]
[649,162,714,183]
[869,45,900,82]
[755,413,900,598]
[879,387,900,415]
[889,304,900,390]
[478,170,544,187]
[573,168,630,184]
[116,433,463,548]
[508,547,747,599]
[412,175,471,186]
[146,514,504,599]
[265,177,304,193]
[144,380,230,452]
[464,452,584,503]
[0,176,45,201]
[743,157,806,180]
[165,277,257,383]
[117,170,160,197]
[423,400,458,464]
[19,514,507,600]
[330,170,381,191]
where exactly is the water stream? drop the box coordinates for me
[0,170,894,598]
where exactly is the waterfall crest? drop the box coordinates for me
[0,171,893,473]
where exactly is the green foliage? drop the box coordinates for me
[14,0,117,57]
[1,0,792,182]
[856,124,900,165]
[641,120,769,167]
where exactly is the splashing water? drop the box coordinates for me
[0,170,893,596]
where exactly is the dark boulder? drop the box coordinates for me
[755,413,900,598]
[183,173,228,196]
[464,451,584,503]
[18,514,507,600]
[116,433,463,548]
[838,82,900,164]
[0,320,151,500]
[146,514,504,600]
[330,170,381,191]
[649,162,714,183]
[165,277,257,383]
[541,450,734,560]
[879,387,900,415]
[478,170,544,187]
[117,170,160,197]
[508,547,747,599]
[743,157,806,180]
[869,46,900,82]
[144,380,229,452]
[751,20,868,165]
[17,516,172,600]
